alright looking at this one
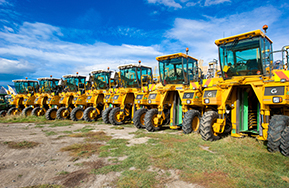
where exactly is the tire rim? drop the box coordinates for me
[89,109,96,120]
[50,110,57,119]
[115,110,122,122]
[192,116,200,132]
[211,118,218,136]
[75,110,83,119]
[26,109,32,116]
[140,113,146,126]
[61,109,69,118]
[152,114,159,128]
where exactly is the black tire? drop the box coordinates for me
[22,107,33,117]
[200,111,220,141]
[144,108,162,132]
[133,108,148,129]
[7,107,17,116]
[56,107,70,120]
[102,107,113,124]
[45,108,57,120]
[0,110,7,117]
[32,107,42,116]
[280,126,289,157]
[182,110,201,134]
[267,115,289,152]
[109,107,123,125]
[84,107,99,122]
[71,107,84,121]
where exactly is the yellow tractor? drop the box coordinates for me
[82,69,113,122]
[55,73,86,120]
[132,64,157,129]
[143,50,203,132]
[106,62,153,125]
[200,26,289,156]
[22,76,60,117]
[7,79,39,116]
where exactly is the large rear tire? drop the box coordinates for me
[22,107,33,117]
[109,107,123,125]
[280,126,289,157]
[83,107,99,122]
[267,115,289,152]
[56,107,70,120]
[144,109,162,132]
[0,110,7,117]
[32,107,43,116]
[71,107,84,121]
[182,110,201,134]
[133,108,148,129]
[45,108,57,120]
[102,107,113,124]
[200,111,220,141]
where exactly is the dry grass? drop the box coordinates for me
[3,140,40,149]
[60,143,103,157]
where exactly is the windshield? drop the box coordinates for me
[64,77,85,92]
[39,79,59,93]
[159,57,197,85]
[219,37,269,79]
[92,72,111,89]
[14,81,38,94]
[120,67,139,88]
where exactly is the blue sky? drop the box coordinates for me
[0,0,288,86]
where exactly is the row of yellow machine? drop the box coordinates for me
[1,26,289,156]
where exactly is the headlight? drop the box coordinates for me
[136,95,143,99]
[87,96,92,100]
[48,98,51,101]
[148,100,152,104]
[113,100,115,103]
[204,90,217,98]
[35,98,39,102]
[138,100,141,104]
[106,100,108,102]
[105,95,111,99]
[73,97,77,101]
[204,99,210,104]
[148,94,157,99]
[186,100,191,104]
[113,95,119,100]
[60,97,64,101]
[183,93,194,99]
[273,97,282,103]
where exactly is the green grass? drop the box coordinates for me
[57,171,69,175]
[0,115,48,123]
[3,140,40,149]
[49,121,72,127]
[74,125,95,133]
[23,185,62,188]
[43,130,58,136]
[94,132,289,188]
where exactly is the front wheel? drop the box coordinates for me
[200,111,220,141]
[280,126,289,157]
[56,107,70,120]
[144,109,162,132]
[71,107,84,121]
[22,107,33,117]
[7,107,18,116]
[182,110,201,134]
[133,108,148,129]
[45,108,57,120]
[0,110,7,117]
[109,107,123,125]
[267,115,289,152]
[32,107,44,116]
[102,107,113,124]
[84,107,99,122]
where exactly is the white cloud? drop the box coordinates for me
[0,58,36,74]
[147,0,182,9]
[165,6,285,64]
[204,0,230,6]
[0,22,163,80]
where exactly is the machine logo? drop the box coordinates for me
[271,88,278,94]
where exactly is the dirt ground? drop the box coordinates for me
[0,122,202,188]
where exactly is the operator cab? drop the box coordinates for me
[62,75,86,92]
[216,30,273,79]
[37,77,60,93]
[157,53,199,85]
[118,64,153,88]
[12,80,39,94]
[91,70,112,90]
